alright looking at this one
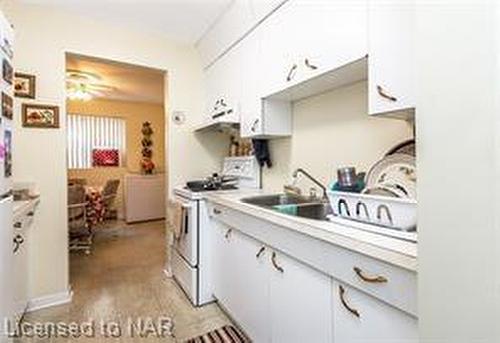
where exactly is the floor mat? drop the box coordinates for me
[185,325,249,343]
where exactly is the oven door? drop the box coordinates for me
[173,194,198,267]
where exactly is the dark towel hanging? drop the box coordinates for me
[252,139,272,168]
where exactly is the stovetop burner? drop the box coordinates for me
[185,173,238,192]
[185,183,238,192]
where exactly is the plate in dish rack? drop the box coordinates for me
[366,154,417,199]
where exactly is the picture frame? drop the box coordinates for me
[2,59,13,85]
[4,129,11,178]
[14,72,36,99]
[1,92,12,119]
[22,103,60,128]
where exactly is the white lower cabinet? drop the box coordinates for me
[269,251,332,343]
[332,280,418,343]
[210,214,417,343]
[212,220,270,342]
[211,220,331,343]
[13,212,33,318]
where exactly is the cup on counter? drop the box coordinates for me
[337,167,357,188]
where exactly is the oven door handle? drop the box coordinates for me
[181,204,191,235]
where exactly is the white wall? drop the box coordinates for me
[416,1,500,342]
[262,81,413,192]
[2,1,228,299]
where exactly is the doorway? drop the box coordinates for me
[64,52,167,256]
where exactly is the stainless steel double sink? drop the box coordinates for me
[240,194,332,221]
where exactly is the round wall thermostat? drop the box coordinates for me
[172,111,186,125]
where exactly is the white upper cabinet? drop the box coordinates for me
[202,45,241,127]
[368,0,415,116]
[260,0,368,95]
[332,280,418,343]
[197,0,287,69]
[238,27,292,138]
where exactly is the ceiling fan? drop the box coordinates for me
[66,69,114,101]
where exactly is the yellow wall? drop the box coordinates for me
[67,98,165,216]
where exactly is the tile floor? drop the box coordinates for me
[15,220,231,342]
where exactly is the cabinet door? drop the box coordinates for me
[236,29,263,138]
[13,227,28,317]
[259,0,367,94]
[239,28,292,138]
[203,48,240,125]
[203,62,221,124]
[210,221,270,342]
[258,0,300,95]
[230,231,271,343]
[269,250,332,343]
[332,280,418,343]
[211,220,239,311]
[293,0,368,84]
[368,0,415,115]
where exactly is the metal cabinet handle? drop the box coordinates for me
[27,211,34,217]
[213,99,221,111]
[224,228,233,239]
[13,234,24,254]
[353,266,388,283]
[376,85,397,102]
[304,58,318,70]
[286,64,298,82]
[256,246,266,259]
[377,204,393,225]
[250,118,260,132]
[14,222,22,229]
[271,252,284,273]
[339,285,360,318]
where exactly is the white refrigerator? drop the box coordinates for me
[0,10,14,343]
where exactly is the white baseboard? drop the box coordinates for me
[27,288,73,313]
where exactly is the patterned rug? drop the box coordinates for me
[185,325,249,343]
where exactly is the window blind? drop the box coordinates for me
[67,114,126,169]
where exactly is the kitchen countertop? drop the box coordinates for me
[204,189,417,272]
[13,195,40,221]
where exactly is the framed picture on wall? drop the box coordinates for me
[2,59,13,85]
[14,73,36,98]
[22,103,60,128]
[1,92,12,119]
[4,129,11,177]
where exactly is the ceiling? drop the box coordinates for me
[66,54,165,104]
[20,0,232,44]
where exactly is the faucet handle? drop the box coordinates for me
[284,184,302,196]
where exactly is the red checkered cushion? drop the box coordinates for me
[92,149,119,167]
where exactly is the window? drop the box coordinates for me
[67,114,126,169]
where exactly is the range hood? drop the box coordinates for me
[194,103,240,133]
[194,119,239,133]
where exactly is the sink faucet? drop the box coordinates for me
[291,168,328,200]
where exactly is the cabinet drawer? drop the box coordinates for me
[332,280,418,343]
[331,251,417,317]
[207,202,417,316]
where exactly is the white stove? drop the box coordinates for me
[171,156,260,306]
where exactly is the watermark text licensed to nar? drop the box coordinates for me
[4,316,174,338]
